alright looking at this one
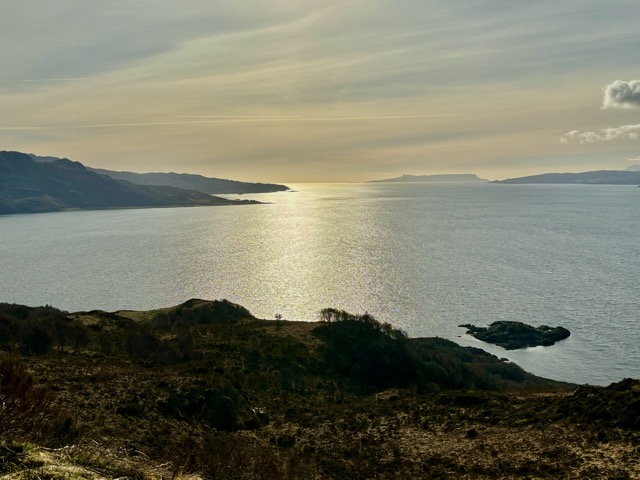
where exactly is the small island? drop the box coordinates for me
[369,173,487,183]
[459,320,571,349]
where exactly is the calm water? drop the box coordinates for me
[1,183,639,385]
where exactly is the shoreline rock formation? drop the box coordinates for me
[459,320,571,349]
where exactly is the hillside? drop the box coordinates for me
[88,168,290,195]
[493,170,640,185]
[29,154,289,194]
[370,174,486,183]
[0,151,260,215]
[0,300,638,479]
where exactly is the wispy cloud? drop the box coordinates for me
[0,119,298,130]
[560,124,640,143]
[602,80,640,109]
[4,1,640,180]
[0,78,95,84]
[0,114,452,131]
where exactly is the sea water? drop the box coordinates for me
[1,182,638,385]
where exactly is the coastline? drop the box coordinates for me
[0,299,637,479]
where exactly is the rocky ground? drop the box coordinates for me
[0,300,638,479]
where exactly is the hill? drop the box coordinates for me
[0,300,638,479]
[0,151,259,215]
[29,154,289,194]
[370,174,486,183]
[493,170,640,185]
[88,168,290,195]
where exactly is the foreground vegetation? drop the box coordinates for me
[0,300,638,479]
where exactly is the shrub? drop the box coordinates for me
[314,312,419,392]
[174,299,252,324]
[19,326,52,355]
[0,359,76,445]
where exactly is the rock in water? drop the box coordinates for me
[458,321,570,349]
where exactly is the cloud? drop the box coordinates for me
[602,80,640,109]
[560,124,640,143]
[5,1,640,181]
[0,114,451,131]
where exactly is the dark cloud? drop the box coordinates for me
[602,80,640,109]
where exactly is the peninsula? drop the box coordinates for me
[0,151,263,215]
[29,153,289,195]
[493,170,640,185]
[87,167,289,194]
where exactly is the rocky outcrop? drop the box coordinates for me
[459,321,570,349]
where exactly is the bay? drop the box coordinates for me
[1,182,639,385]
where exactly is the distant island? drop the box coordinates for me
[493,170,640,185]
[370,173,487,183]
[0,151,263,215]
[29,153,289,195]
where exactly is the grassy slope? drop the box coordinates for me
[0,300,638,479]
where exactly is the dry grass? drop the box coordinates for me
[1,301,638,479]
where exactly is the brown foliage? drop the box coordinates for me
[0,359,75,445]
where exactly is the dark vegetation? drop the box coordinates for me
[0,151,260,215]
[459,321,571,349]
[0,300,638,479]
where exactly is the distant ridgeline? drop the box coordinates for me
[493,170,640,185]
[0,151,272,215]
[370,174,487,183]
[29,153,289,195]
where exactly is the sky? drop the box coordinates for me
[2,1,640,182]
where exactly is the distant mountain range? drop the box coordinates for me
[0,151,262,215]
[29,154,289,195]
[493,170,640,185]
[370,174,487,183]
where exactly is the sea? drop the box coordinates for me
[1,182,639,386]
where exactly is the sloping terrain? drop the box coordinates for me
[88,168,290,195]
[0,300,637,479]
[494,170,640,185]
[0,152,258,214]
[29,153,289,194]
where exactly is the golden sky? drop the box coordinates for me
[2,1,640,182]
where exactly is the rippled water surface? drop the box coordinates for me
[1,183,639,385]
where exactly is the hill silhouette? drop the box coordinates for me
[494,170,640,184]
[0,151,259,214]
[370,173,486,183]
[30,153,289,194]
